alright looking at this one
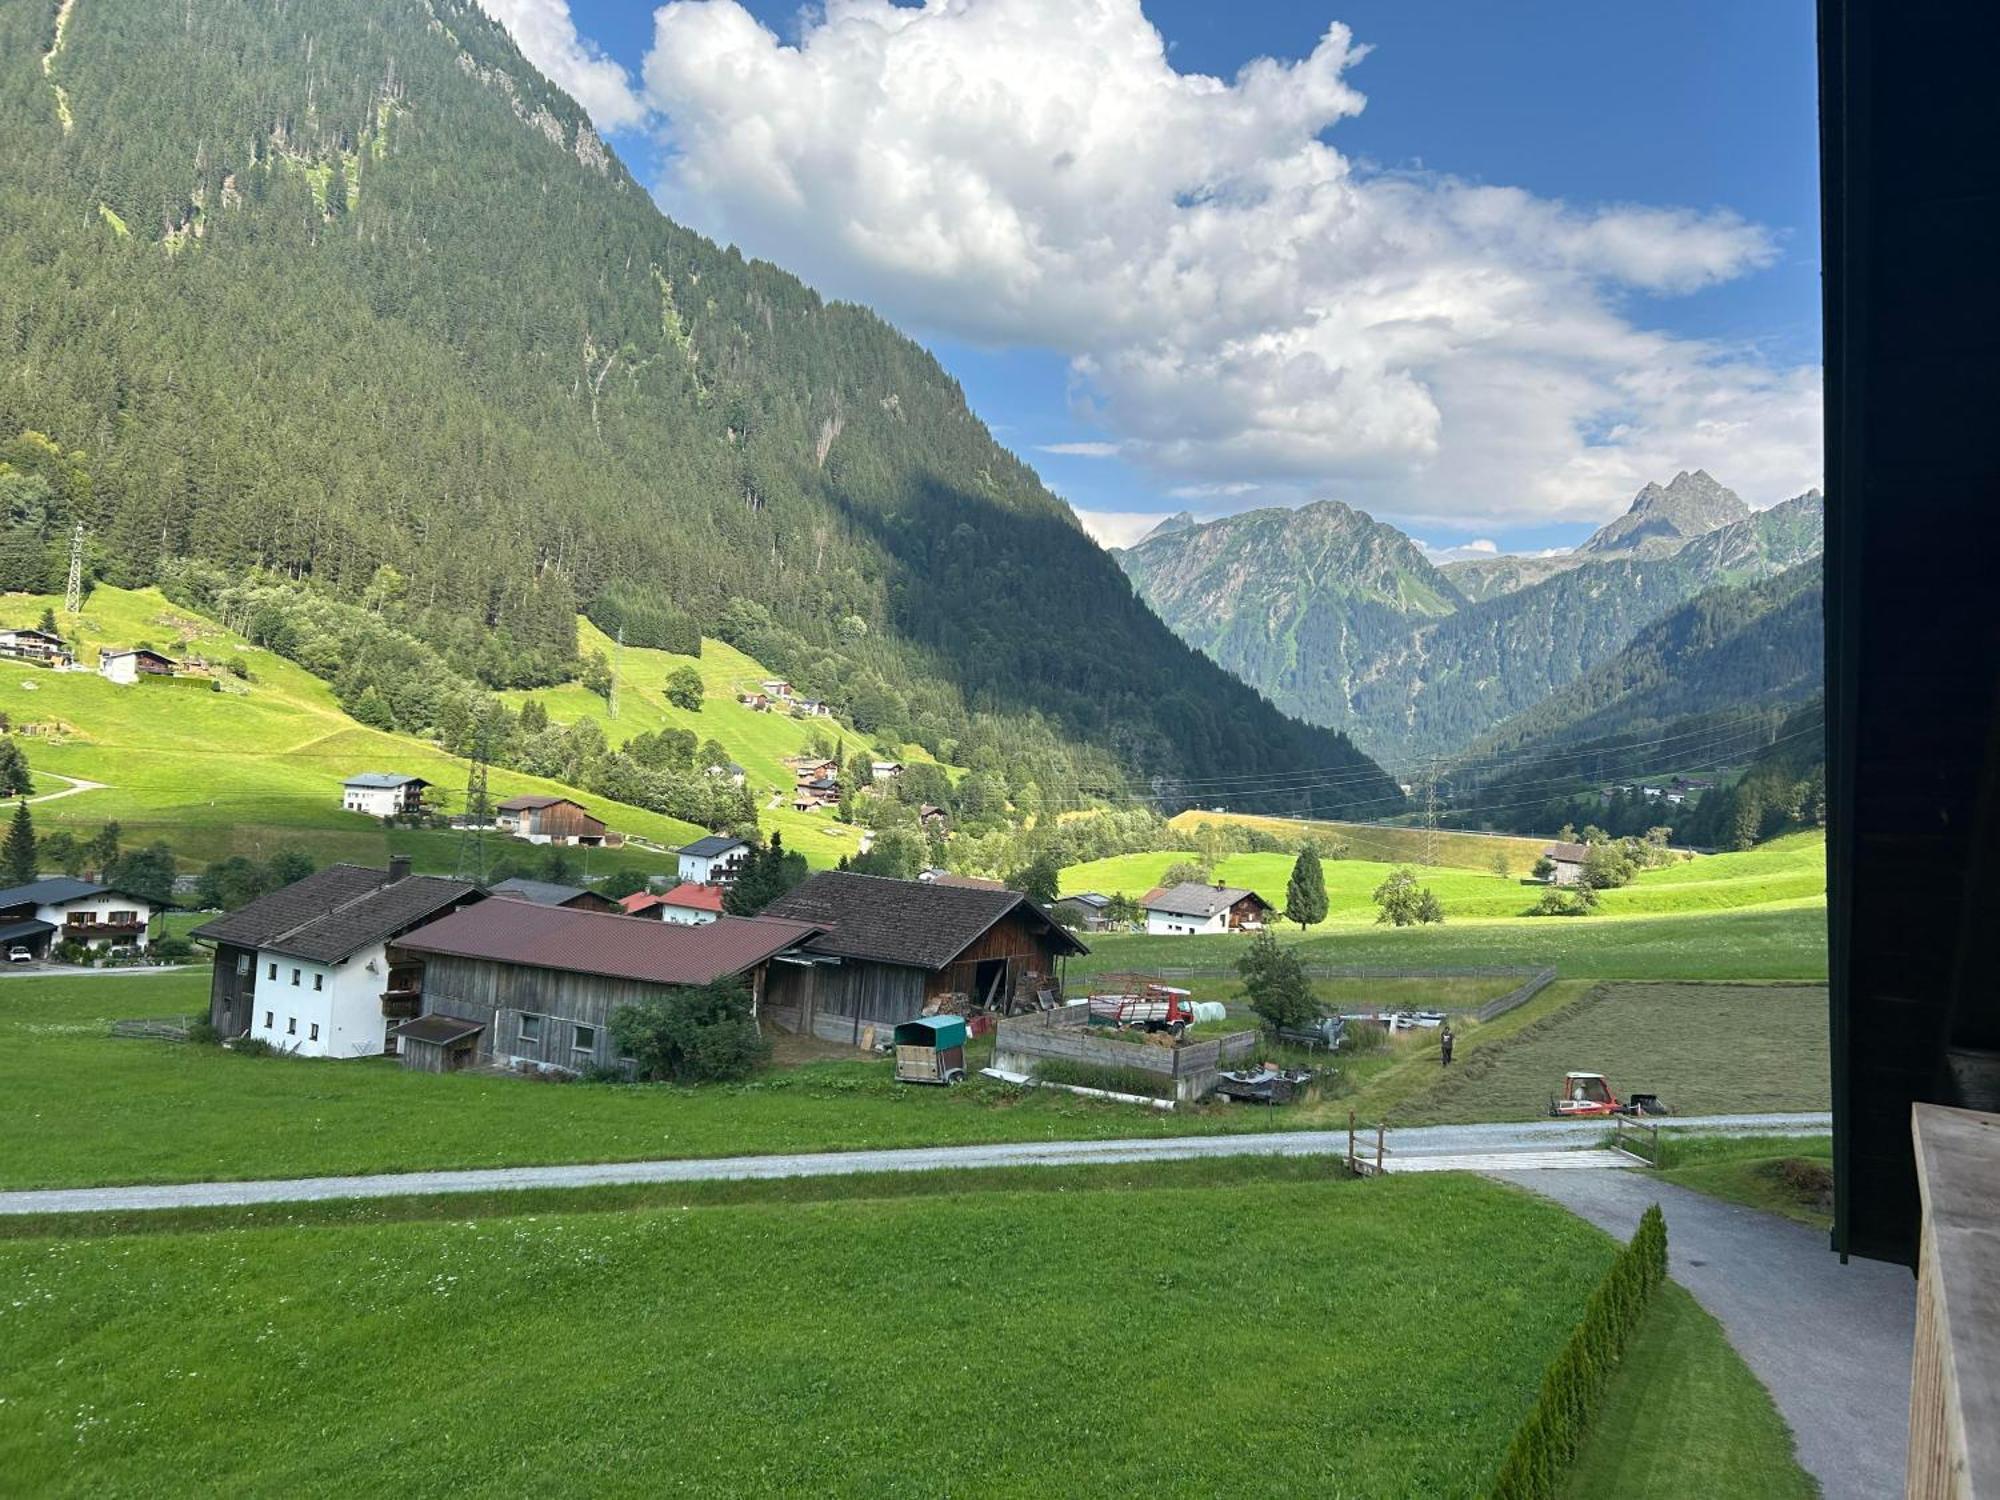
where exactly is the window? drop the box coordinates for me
[519,1013,543,1045]
[286,1017,297,1035]
[267,962,277,981]
[236,953,251,976]
[290,968,300,987]
[309,1023,320,1042]
[264,1010,273,1029]
[312,973,323,992]
[110,910,137,926]
[572,1024,596,1056]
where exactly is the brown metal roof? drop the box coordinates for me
[394,900,822,987]
[763,871,1088,970]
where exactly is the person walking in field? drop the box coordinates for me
[1439,1026,1455,1067]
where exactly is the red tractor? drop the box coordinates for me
[1549,1071,1669,1118]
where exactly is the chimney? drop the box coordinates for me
[387,855,412,884]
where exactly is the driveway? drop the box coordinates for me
[1492,1167,1915,1500]
[0,1112,1828,1216]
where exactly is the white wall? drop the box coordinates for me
[1144,908,1226,937]
[99,655,138,685]
[43,893,153,949]
[677,850,745,883]
[660,905,718,926]
[342,786,401,817]
[250,941,391,1059]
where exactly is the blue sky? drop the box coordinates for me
[503,0,1821,553]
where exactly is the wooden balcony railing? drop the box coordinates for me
[1906,1103,1999,1499]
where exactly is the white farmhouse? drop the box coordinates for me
[97,646,176,684]
[0,876,156,959]
[677,835,749,885]
[1139,882,1276,937]
[189,858,481,1058]
[341,773,430,818]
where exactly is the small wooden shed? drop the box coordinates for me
[392,1012,485,1072]
[894,1015,968,1085]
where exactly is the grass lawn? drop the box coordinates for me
[0,1172,1615,1496]
[1386,983,1829,1125]
[1563,1282,1816,1500]
[1076,903,1828,983]
[1654,1134,1835,1231]
[2,971,1330,1190]
[1,586,710,871]
[1060,833,1825,929]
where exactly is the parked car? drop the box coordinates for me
[7,946,33,963]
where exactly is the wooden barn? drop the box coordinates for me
[389,899,822,1076]
[760,872,1088,1046]
[493,794,607,846]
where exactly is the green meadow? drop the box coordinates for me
[0,586,908,871]
[0,1173,1615,1497]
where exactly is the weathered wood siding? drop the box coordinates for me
[207,942,258,1036]
[418,953,762,1073]
[764,956,926,1037]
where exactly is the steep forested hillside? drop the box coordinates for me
[1116,479,1822,762]
[1440,565,1824,837]
[0,0,1394,816]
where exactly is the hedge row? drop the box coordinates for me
[1489,1203,1670,1499]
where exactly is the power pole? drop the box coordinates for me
[454,722,492,884]
[607,624,624,720]
[63,523,85,616]
[1423,761,1440,867]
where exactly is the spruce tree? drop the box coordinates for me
[1284,846,1329,930]
[3,799,36,887]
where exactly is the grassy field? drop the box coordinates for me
[0,585,913,873]
[0,1172,1616,1497]
[1,972,1313,1190]
[497,618,953,867]
[1078,903,1827,982]
[0,586,708,870]
[1060,832,1826,927]
[1386,983,1830,1125]
[1563,1282,1816,1500]
[1169,808,1549,875]
[1654,1134,1835,1230]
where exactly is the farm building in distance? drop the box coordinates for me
[1050,891,1114,931]
[0,877,156,959]
[388,900,822,1075]
[340,773,429,818]
[761,872,1087,1044]
[487,877,621,914]
[494,794,607,846]
[1542,842,1589,886]
[189,859,482,1058]
[97,646,176,684]
[1140,882,1275,936]
[0,626,71,666]
[622,882,725,925]
[677,835,749,885]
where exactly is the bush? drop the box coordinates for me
[149,934,194,963]
[610,978,769,1083]
[229,1036,276,1058]
[1236,929,1319,1031]
[186,1016,220,1045]
[1488,1205,1668,1500]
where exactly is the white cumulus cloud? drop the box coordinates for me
[636,0,1819,529]
[478,0,649,131]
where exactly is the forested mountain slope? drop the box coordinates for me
[0,0,1394,816]
[1439,566,1824,837]
[1115,477,1822,762]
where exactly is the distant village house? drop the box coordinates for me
[0,876,155,959]
[487,877,621,914]
[98,647,176,685]
[0,627,71,666]
[494,794,607,847]
[622,882,725,925]
[340,773,430,818]
[1542,842,1590,886]
[677,835,749,885]
[1140,882,1275,936]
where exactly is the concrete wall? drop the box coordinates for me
[993,1015,1255,1101]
